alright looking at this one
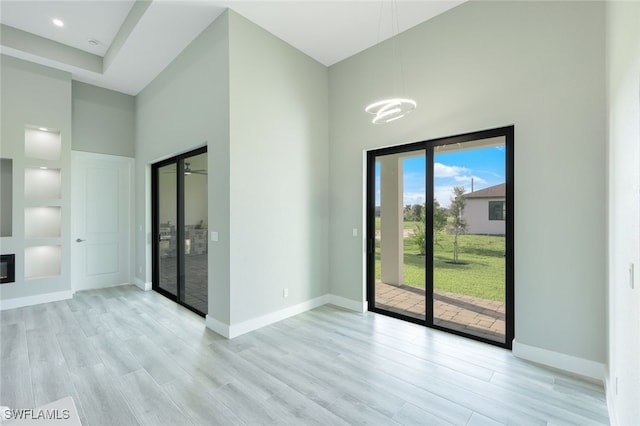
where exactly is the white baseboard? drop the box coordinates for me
[329,294,367,312]
[205,295,330,339]
[205,293,366,339]
[0,290,74,311]
[512,339,605,382]
[134,278,152,291]
[205,315,230,338]
[74,281,130,292]
[227,295,330,339]
[605,376,619,426]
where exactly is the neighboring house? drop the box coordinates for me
[462,183,506,235]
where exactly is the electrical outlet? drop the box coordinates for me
[283,288,289,298]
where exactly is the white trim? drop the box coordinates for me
[0,290,74,311]
[205,315,230,339]
[329,294,367,312]
[134,278,151,291]
[605,377,619,426]
[77,281,131,291]
[512,339,605,382]
[205,294,366,339]
[205,295,329,339]
[227,295,330,339]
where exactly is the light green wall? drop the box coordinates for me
[0,55,72,300]
[606,1,640,423]
[228,11,329,324]
[135,13,230,323]
[72,81,135,157]
[135,10,329,328]
[329,1,606,364]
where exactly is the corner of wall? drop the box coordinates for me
[133,278,151,291]
[329,294,367,313]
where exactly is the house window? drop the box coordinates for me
[489,201,505,220]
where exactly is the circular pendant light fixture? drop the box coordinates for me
[366,98,416,124]
[365,0,417,124]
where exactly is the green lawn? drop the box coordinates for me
[374,217,421,230]
[375,231,505,302]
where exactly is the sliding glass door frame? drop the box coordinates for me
[151,146,207,317]
[366,126,514,349]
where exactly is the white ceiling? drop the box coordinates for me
[0,0,465,95]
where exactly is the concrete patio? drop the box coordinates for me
[375,281,506,343]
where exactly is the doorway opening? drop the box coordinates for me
[152,147,208,316]
[366,126,514,348]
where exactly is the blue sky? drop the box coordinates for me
[376,145,505,208]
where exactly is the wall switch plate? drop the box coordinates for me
[283,288,288,298]
[211,231,218,242]
[352,228,358,237]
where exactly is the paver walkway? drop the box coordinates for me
[375,281,505,343]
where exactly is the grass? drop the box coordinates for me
[374,230,506,302]
[374,217,420,230]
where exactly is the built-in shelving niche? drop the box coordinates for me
[24,127,61,161]
[25,207,61,239]
[23,127,63,281]
[25,245,61,280]
[24,168,61,199]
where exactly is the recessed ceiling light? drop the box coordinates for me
[40,166,48,170]
[88,39,99,46]
[53,18,64,27]
[38,127,48,131]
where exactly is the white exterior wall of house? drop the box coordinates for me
[464,197,505,235]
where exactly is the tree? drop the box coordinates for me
[410,204,423,223]
[413,199,447,255]
[403,204,413,221]
[413,223,427,256]
[447,186,468,263]
[432,198,447,245]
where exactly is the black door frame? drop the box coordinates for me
[366,126,514,349]
[151,146,207,317]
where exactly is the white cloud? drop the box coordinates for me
[434,163,468,178]
[434,185,456,208]
[403,192,426,206]
[453,175,487,185]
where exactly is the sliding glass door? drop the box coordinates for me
[152,147,208,316]
[372,148,427,321]
[367,127,514,348]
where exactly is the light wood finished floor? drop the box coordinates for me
[1,285,609,425]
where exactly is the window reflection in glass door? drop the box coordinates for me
[152,147,208,316]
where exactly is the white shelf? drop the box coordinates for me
[25,245,61,279]
[24,168,61,199]
[25,207,61,239]
[22,126,65,283]
[24,128,61,161]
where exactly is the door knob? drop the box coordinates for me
[76,238,86,243]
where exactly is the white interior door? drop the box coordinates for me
[71,152,133,291]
